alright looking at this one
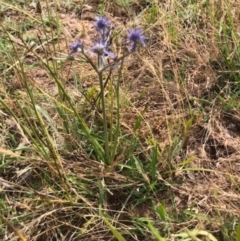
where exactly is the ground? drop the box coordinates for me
[0,0,240,241]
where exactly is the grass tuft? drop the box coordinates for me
[1,0,240,240]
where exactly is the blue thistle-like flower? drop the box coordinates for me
[127,29,147,52]
[69,41,83,54]
[94,17,112,43]
[94,17,111,33]
[91,40,115,59]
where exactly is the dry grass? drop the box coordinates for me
[0,0,240,240]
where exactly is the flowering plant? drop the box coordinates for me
[69,16,147,164]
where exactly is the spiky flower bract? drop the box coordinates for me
[127,29,147,52]
[69,41,83,54]
[94,17,110,32]
[91,40,115,59]
[94,17,112,43]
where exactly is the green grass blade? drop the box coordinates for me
[236,222,240,241]
[103,216,127,241]
[147,221,166,241]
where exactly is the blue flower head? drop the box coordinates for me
[91,40,115,59]
[127,29,147,52]
[94,17,111,33]
[69,41,83,54]
[94,17,112,43]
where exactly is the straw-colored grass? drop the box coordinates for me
[0,0,240,240]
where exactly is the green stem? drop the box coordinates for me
[111,58,124,161]
[98,55,110,164]
[109,78,114,148]
[99,71,110,164]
